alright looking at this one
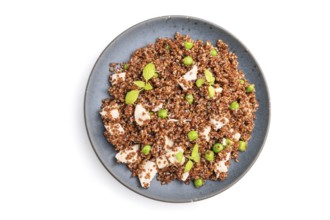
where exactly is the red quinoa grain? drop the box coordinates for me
[100,33,258,187]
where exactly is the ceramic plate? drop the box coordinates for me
[84,15,270,202]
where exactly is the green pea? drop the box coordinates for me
[123,64,129,70]
[210,49,217,56]
[238,141,247,152]
[154,72,159,78]
[196,79,205,87]
[184,160,193,172]
[194,178,204,188]
[230,101,239,110]
[226,138,234,146]
[165,44,170,51]
[212,143,224,153]
[246,84,255,93]
[183,56,193,66]
[141,145,151,155]
[184,41,194,50]
[158,109,168,119]
[185,94,194,104]
[205,150,214,161]
[239,79,245,84]
[187,130,198,141]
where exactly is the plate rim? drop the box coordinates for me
[84,15,271,203]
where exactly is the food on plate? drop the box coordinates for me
[100,33,258,188]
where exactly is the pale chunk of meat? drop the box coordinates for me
[182,65,198,81]
[109,109,119,119]
[214,87,223,94]
[165,136,174,148]
[110,72,126,85]
[210,117,229,130]
[152,103,163,112]
[134,104,150,126]
[164,136,185,165]
[156,155,169,169]
[222,138,227,146]
[115,144,139,164]
[100,103,120,119]
[214,152,231,178]
[178,65,198,90]
[165,147,185,165]
[138,161,158,188]
[232,132,241,141]
[181,172,189,181]
[201,126,211,142]
[104,123,124,135]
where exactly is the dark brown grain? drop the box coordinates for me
[101,33,258,186]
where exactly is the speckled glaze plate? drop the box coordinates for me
[84,15,270,203]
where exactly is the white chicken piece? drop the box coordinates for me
[201,126,211,142]
[110,72,126,85]
[138,161,158,188]
[214,87,223,94]
[222,138,227,146]
[210,117,229,130]
[232,132,241,141]
[165,147,185,165]
[178,65,198,90]
[156,155,169,169]
[134,104,150,126]
[104,123,124,135]
[164,136,185,165]
[152,103,163,112]
[115,144,139,164]
[165,136,174,148]
[181,172,189,181]
[214,152,231,178]
[100,103,120,119]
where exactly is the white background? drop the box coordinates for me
[1,0,329,219]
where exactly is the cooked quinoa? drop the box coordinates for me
[100,33,258,189]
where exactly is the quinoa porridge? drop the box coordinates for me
[100,33,258,189]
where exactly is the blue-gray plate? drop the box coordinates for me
[84,15,270,203]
